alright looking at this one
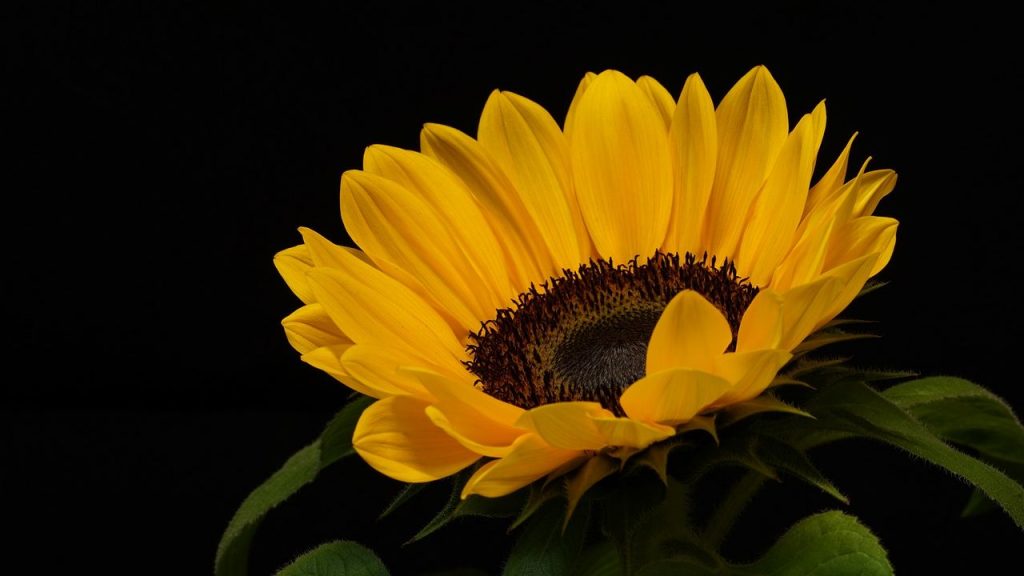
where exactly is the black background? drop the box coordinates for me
[4,2,1023,574]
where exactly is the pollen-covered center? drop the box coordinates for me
[465,252,759,415]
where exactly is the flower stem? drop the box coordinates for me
[703,472,767,550]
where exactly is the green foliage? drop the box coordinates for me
[502,499,590,576]
[220,370,1024,576]
[796,379,1024,528]
[215,396,373,576]
[571,542,622,576]
[276,541,388,576]
[744,511,892,575]
[406,471,527,543]
[636,512,891,576]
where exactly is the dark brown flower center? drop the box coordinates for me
[465,252,758,415]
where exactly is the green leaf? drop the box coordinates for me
[883,376,1024,518]
[754,435,847,504]
[632,477,717,570]
[718,395,812,427]
[630,438,685,486]
[883,376,1024,465]
[510,481,564,530]
[803,380,1024,529]
[599,469,670,574]
[378,483,426,520]
[962,487,998,517]
[503,499,589,576]
[572,541,623,576]
[792,330,878,355]
[635,559,721,576]
[407,471,469,544]
[216,395,373,576]
[320,396,375,464]
[744,511,892,575]
[276,541,388,576]
[455,490,526,519]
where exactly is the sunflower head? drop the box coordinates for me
[274,66,897,501]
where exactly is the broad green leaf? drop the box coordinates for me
[883,376,1024,465]
[803,380,1024,528]
[503,499,589,576]
[883,376,1024,518]
[216,396,373,576]
[744,511,891,575]
[320,396,375,464]
[635,559,720,576]
[276,541,388,576]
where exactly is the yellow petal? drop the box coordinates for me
[295,227,457,332]
[274,244,315,304]
[301,344,389,399]
[712,349,793,406]
[793,158,870,247]
[282,303,350,355]
[851,170,897,218]
[821,253,880,321]
[461,433,582,498]
[340,345,435,399]
[354,396,480,483]
[665,73,717,256]
[420,123,553,286]
[646,290,732,374]
[777,276,845,350]
[340,170,497,331]
[590,416,675,449]
[705,66,788,259]
[298,227,373,270]
[826,216,898,275]
[737,290,784,352]
[637,75,675,128]
[737,102,826,285]
[412,368,526,457]
[306,261,463,364]
[620,368,732,426]
[356,148,514,302]
[564,72,597,134]
[516,401,611,450]
[805,133,856,217]
[567,70,673,263]
[770,215,836,292]
[478,90,591,266]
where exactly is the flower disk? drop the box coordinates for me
[467,253,758,416]
[275,67,899,499]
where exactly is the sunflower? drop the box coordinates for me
[274,66,897,499]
